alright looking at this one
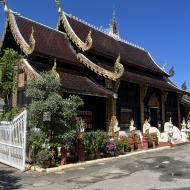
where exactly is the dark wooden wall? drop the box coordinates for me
[117,81,140,130]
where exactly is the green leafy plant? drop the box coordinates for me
[154,133,159,145]
[26,69,84,153]
[84,130,105,154]
[0,49,22,105]
[147,133,153,148]
[1,106,23,121]
[114,139,125,155]
[36,148,54,168]
[121,136,131,152]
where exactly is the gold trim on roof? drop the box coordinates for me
[55,0,92,52]
[77,53,124,81]
[0,19,8,51]
[0,0,35,56]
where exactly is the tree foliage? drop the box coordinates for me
[0,48,22,105]
[26,69,84,150]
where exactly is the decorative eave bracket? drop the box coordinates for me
[77,53,124,81]
[55,0,93,52]
[0,0,35,56]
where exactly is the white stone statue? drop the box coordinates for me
[187,120,190,129]
[143,119,150,134]
[160,118,181,144]
[129,119,136,132]
[180,118,188,142]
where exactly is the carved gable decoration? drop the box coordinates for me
[148,94,160,108]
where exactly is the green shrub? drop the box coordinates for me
[26,69,84,151]
[120,136,131,152]
[1,106,23,121]
[36,148,54,168]
[155,133,159,145]
[84,130,106,154]
[147,133,153,148]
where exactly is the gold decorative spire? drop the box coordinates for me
[55,0,93,51]
[110,9,118,36]
[0,0,9,14]
[0,0,35,55]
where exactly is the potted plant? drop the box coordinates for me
[36,148,54,169]
[84,132,96,160]
[105,141,116,157]
[114,138,125,155]
[147,133,153,148]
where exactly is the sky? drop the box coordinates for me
[0,0,190,90]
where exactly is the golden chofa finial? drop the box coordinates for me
[110,9,118,36]
[0,0,9,13]
[55,0,62,14]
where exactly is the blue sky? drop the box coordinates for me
[0,0,190,90]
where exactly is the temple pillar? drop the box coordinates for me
[139,85,148,131]
[177,94,182,128]
[161,91,168,132]
[106,80,120,136]
[12,65,18,107]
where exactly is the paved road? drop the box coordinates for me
[1,145,190,190]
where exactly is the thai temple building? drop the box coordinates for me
[0,0,190,133]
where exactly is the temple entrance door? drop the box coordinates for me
[150,108,158,127]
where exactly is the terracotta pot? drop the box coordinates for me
[95,151,101,159]
[42,159,51,169]
[143,134,148,149]
[88,153,95,160]
[119,146,125,154]
[77,138,85,161]
[150,133,156,149]
[129,138,134,152]
[60,147,67,165]
[136,134,142,151]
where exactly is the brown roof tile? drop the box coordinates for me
[65,15,166,76]
[28,60,114,98]
[14,14,79,65]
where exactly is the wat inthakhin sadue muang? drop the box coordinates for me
[0,0,190,133]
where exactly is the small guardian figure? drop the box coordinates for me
[143,119,150,134]
[181,118,188,142]
[129,119,136,132]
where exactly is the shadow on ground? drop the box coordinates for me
[138,155,190,182]
[0,170,22,190]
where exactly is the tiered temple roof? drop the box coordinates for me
[0,2,186,95]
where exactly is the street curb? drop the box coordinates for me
[27,146,171,173]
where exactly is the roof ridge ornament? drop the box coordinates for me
[0,0,9,13]
[169,66,175,77]
[52,58,60,81]
[77,53,124,81]
[55,0,93,52]
[181,81,187,91]
[110,9,118,36]
[0,0,36,55]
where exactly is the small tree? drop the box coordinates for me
[26,68,84,151]
[0,48,22,105]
